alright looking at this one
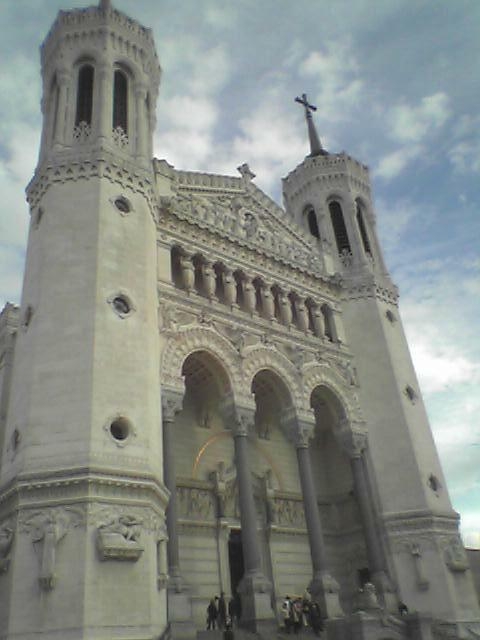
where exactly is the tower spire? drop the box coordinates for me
[295,93,328,157]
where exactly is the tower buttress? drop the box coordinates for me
[0,3,168,639]
[283,138,480,624]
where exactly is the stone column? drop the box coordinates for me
[161,390,196,640]
[222,397,275,633]
[223,268,237,308]
[180,255,194,294]
[311,302,326,339]
[242,276,256,315]
[338,422,396,611]
[53,69,70,148]
[260,282,275,320]
[279,290,292,327]
[294,422,344,618]
[295,297,309,332]
[135,81,149,164]
[97,62,112,144]
[202,261,216,301]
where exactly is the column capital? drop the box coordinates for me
[336,418,368,458]
[162,388,184,423]
[280,407,315,448]
[220,392,255,436]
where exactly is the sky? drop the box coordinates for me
[0,1,479,547]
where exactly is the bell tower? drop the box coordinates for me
[283,97,480,631]
[0,2,167,639]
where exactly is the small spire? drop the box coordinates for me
[295,93,328,157]
[99,0,112,10]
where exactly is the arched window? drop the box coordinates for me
[305,206,320,239]
[75,64,94,126]
[113,69,128,133]
[329,201,351,254]
[356,202,371,255]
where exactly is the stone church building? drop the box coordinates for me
[0,1,478,639]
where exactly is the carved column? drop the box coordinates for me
[337,422,396,610]
[260,282,275,320]
[162,389,196,639]
[311,302,326,338]
[97,62,112,144]
[222,396,275,632]
[180,255,194,293]
[279,290,292,326]
[293,421,344,618]
[223,268,237,307]
[202,261,216,301]
[243,276,256,315]
[53,69,70,147]
[295,297,309,332]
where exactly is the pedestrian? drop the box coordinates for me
[309,602,324,636]
[207,598,218,630]
[281,595,293,633]
[218,592,227,630]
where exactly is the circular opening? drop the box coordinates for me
[110,417,130,441]
[112,295,131,315]
[114,196,131,213]
[386,309,396,323]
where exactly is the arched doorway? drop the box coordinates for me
[309,385,369,612]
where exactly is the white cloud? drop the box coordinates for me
[375,145,423,180]
[299,41,364,122]
[388,93,451,144]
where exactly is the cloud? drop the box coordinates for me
[375,145,423,180]
[299,41,364,122]
[388,93,451,144]
[449,116,480,174]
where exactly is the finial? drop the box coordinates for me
[237,163,256,181]
[295,93,328,157]
[99,0,112,10]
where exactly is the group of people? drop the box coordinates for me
[281,594,324,635]
[206,592,241,631]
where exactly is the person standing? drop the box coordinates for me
[207,598,218,630]
[218,592,227,630]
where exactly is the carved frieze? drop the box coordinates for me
[274,497,306,529]
[177,486,216,522]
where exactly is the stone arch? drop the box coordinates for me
[242,346,303,408]
[302,363,360,424]
[160,325,242,396]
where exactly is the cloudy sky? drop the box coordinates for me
[0,1,479,546]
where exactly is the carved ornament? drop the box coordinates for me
[96,512,144,561]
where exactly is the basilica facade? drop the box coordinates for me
[0,2,478,639]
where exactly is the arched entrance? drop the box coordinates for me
[309,385,369,612]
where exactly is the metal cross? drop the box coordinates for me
[295,93,317,119]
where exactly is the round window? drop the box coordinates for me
[114,196,131,214]
[110,417,131,441]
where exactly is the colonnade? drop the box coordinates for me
[170,247,340,342]
[161,390,394,628]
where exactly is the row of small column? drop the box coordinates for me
[171,248,339,342]
[161,391,394,624]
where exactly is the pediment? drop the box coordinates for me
[160,179,324,276]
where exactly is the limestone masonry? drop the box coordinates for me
[0,1,479,639]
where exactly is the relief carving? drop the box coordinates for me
[0,520,14,574]
[20,507,84,591]
[177,486,215,521]
[96,512,144,561]
[443,537,469,573]
[274,497,306,528]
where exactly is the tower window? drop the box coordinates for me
[356,203,371,255]
[305,206,320,239]
[75,64,94,126]
[329,201,351,254]
[113,70,128,133]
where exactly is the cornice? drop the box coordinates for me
[340,273,399,305]
[0,467,169,518]
[26,153,157,222]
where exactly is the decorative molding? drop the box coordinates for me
[0,517,15,574]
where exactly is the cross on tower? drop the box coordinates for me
[295,93,317,120]
[295,92,327,157]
